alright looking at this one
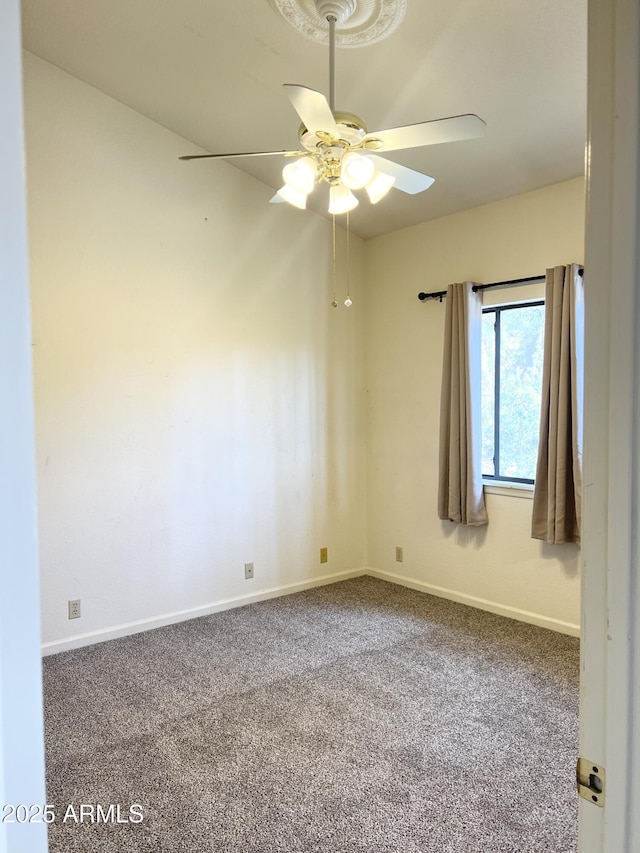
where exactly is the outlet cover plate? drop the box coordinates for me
[244,562,254,579]
[68,599,81,619]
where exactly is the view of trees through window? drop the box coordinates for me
[481,301,545,481]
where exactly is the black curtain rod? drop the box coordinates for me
[417,268,583,303]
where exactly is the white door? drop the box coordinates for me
[0,1,49,852]
[580,0,640,850]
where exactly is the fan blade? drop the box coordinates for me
[179,149,303,161]
[283,84,340,137]
[269,192,285,204]
[367,154,435,194]
[363,114,486,153]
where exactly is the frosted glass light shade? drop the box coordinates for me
[277,184,308,209]
[282,157,317,194]
[328,183,359,214]
[340,151,375,189]
[365,170,395,203]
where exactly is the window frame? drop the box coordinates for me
[481,298,545,485]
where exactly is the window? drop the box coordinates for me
[481,300,545,483]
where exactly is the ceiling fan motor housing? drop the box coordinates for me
[315,0,356,24]
[299,111,368,151]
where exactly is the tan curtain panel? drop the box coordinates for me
[438,282,488,526]
[531,264,584,544]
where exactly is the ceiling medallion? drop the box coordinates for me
[268,0,406,47]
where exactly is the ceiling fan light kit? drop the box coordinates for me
[282,157,317,193]
[180,0,485,217]
[329,183,359,214]
[340,150,375,189]
[277,182,309,209]
[179,0,486,304]
[365,170,395,203]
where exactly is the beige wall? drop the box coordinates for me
[24,54,367,650]
[365,178,585,633]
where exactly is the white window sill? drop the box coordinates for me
[483,479,535,499]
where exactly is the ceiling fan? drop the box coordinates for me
[180,0,486,216]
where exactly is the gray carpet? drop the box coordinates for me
[43,576,579,852]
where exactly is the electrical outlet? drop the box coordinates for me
[244,562,254,580]
[68,599,81,620]
[395,546,404,563]
[320,547,328,564]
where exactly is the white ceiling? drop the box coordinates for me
[20,0,587,239]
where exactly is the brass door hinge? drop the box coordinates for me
[576,757,605,807]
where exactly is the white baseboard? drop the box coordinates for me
[364,567,581,637]
[42,565,579,655]
[41,568,367,656]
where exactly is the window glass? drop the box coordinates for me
[482,302,545,482]
[481,312,496,476]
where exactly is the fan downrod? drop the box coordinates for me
[315,0,356,111]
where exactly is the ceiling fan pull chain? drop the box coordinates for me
[331,213,338,307]
[345,210,352,307]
